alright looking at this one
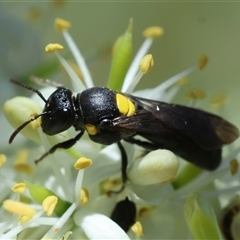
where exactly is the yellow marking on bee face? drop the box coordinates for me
[116,93,136,117]
[85,124,98,135]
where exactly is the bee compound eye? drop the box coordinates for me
[41,107,75,135]
[41,88,75,135]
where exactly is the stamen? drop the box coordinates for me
[177,76,189,85]
[184,88,206,100]
[139,54,154,74]
[142,26,164,39]
[0,154,7,167]
[27,8,42,22]
[61,28,94,88]
[138,207,150,218]
[122,25,163,92]
[19,214,32,224]
[42,195,58,216]
[149,66,197,100]
[74,157,92,170]
[52,0,65,8]
[74,168,84,202]
[124,54,154,93]
[3,199,37,217]
[14,150,33,174]
[54,51,86,91]
[55,18,71,31]
[80,188,89,205]
[198,54,208,70]
[230,159,238,176]
[45,43,64,53]
[122,38,153,92]
[64,60,84,80]
[2,211,43,238]
[102,178,122,192]
[11,182,26,193]
[41,202,77,239]
[131,221,144,237]
[210,93,227,108]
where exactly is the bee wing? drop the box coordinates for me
[116,94,239,150]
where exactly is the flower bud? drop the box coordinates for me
[184,193,222,239]
[128,149,179,185]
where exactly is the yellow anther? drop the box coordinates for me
[14,150,33,174]
[0,154,7,167]
[42,195,58,217]
[138,207,150,218]
[30,113,41,129]
[27,8,42,22]
[11,183,27,193]
[210,94,227,107]
[116,93,136,117]
[52,0,65,8]
[177,77,189,85]
[230,159,238,176]
[55,18,71,31]
[85,124,98,135]
[102,178,122,192]
[143,26,164,39]
[131,221,144,237]
[15,163,33,174]
[19,214,33,223]
[74,157,92,170]
[198,54,208,70]
[184,88,206,100]
[139,54,154,74]
[3,199,37,217]
[80,188,89,205]
[45,43,64,53]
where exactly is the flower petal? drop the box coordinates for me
[74,208,130,239]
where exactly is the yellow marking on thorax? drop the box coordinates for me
[85,124,98,135]
[116,93,136,117]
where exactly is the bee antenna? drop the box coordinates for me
[9,112,49,144]
[10,79,47,103]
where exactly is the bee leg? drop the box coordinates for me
[124,137,159,150]
[118,141,128,185]
[35,131,84,164]
[107,141,128,195]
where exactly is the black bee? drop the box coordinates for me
[9,80,239,184]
